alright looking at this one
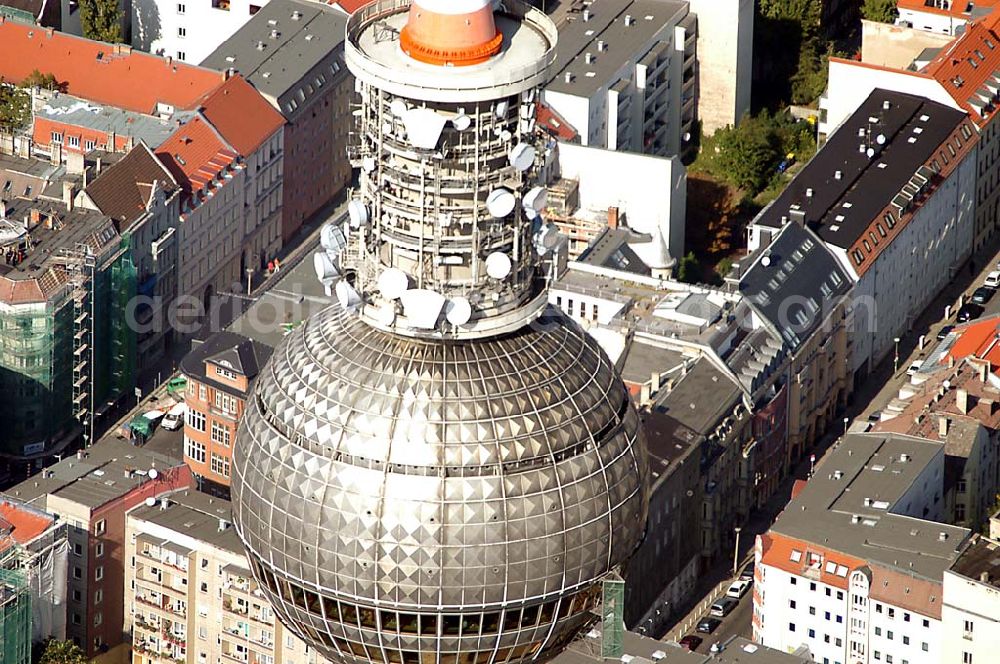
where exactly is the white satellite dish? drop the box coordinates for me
[495,100,508,117]
[376,304,396,326]
[500,129,512,142]
[144,496,156,507]
[761,255,772,267]
[320,223,346,253]
[402,107,448,149]
[313,252,340,283]
[348,200,369,229]
[390,99,408,116]
[445,297,473,326]
[485,252,512,279]
[522,186,547,212]
[382,122,394,134]
[377,268,409,300]
[451,113,471,131]
[336,280,362,311]
[400,289,446,329]
[148,468,158,480]
[486,188,516,218]
[362,156,376,172]
[508,142,536,171]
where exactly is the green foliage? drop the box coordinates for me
[692,110,816,197]
[22,69,60,91]
[715,257,735,280]
[39,640,88,664]
[677,252,701,284]
[79,0,123,43]
[862,0,897,23]
[0,80,30,133]
[755,0,829,106]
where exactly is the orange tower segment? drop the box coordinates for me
[400,0,503,66]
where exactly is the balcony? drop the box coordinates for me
[224,598,249,616]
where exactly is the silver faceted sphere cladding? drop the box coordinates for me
[232,305,649,664]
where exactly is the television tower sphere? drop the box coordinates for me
[230,2,649,664]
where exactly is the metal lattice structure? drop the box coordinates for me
[0,547,31,664]
[231,2,650,664]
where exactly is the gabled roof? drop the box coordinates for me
[0,19,223,115]
[180,330,273,398]
[155,115,238,196]
[197,75,285,156]
[0,499,54,552]
[923,12,1000,125]
[945,313,1000,367]
[206,339,264,378]
[85,142,177,225]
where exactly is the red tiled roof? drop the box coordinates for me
[0,500,53,552]
[197,75,285,157]
[0,19,223,115]
[759,532,867,591]
[155,115,238,196]
[923,12,1000,125]
[537,101,579,141]
[945,314,1000,367]
[898,0,1000,20]
[331,0,371,13]
[869,566,943,620]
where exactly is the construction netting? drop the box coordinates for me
[94,235,137,407]
[0,548,31,664]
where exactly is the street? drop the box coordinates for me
[686,584,754,655]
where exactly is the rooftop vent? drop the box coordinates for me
[939,532,949,541]
[256,41,266,51]
[270,29,280,39]
[585,52,594,64]
[624,14,633,26]
[806,188,813,197]
[583,8,590,21]
[899,453,910,462]
[291,9,302,19]
[883,100,891,111]
[851,515,862,524]
[864,497,873,507]
[835,170,843,180]
[598,39,606,51]
[834,470,844,479]
[564,71,574,84]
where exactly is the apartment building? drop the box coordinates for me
[942,534,1000,664]
[126,490,329,664]
[179,331,271,496]
[896,0,1000,36]
[821,10,1000,251]
[753,432,971,664]
[543,0,696,157]
[750,90,977,385]
[203,0,353,243]
[3,440,192,658]
[131,0,270,64]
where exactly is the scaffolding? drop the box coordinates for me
[600,573,625,659]
[0,546,31,664]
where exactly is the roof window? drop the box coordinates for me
[987,38,996,50]
[790,550,802,562]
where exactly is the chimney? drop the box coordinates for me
[159,497,170,511]
[62,181,75,212]
[583,8,590,21]
[218,518,230,532]
[564,71,574,84]
[585,52,594,64]
[0,200,5,218]
[27,209,41,229]
[979,360,989,383]
[981,571,990,583]
[624,14,633,26]
[835,170,843,180]
[789,207,806,227]
[650,372,660,394]
[608,206,620,230]
[597,40,606,52]
[939,416,950,438]
[76,449,84,460]
[957,387,970,414]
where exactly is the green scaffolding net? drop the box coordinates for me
[0,557,31,664]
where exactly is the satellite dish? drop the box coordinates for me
[377,268,409,299]
[495,100,508,118]
[485,252,512,279]
[866,147,875,158]
[400,289,446,329]
[486,188,516,218]
[445,296,473,326]
[144,496,156,507]
[876,133,886,145]
[508,142,536,171]
[362,156,376,172]
[389,99,408,116]
[148,468,158,480]
[382,122,393,135]
[500,129,512,142]
[451,113,471,131]
[336,280,361,311]
[320,223,346,253]
[348,200,369,229]
[761,255,772,267]
[376,304,396,326]
[522,186,547,212]
[313,252,340,283]
[402,107,448,149]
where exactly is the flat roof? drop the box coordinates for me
[653,357,742,436]
[129,489,243,554]
[770,432,970,581]
[546,0,688,98]
[949,535,1000,590]
[36,93,196,149]
[753,89,966,250]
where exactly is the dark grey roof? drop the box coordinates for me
[754,89,967,250]
[577,227,652,276]
[739,223,851,349]
[129,489,243,553]
[201,0,348,120]
[545,0,689,98]
[653,357,741,435]
[179,330,272,398]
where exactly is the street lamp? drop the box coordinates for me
[246,267,254,296]
[843,416,849,436]
[733,526,742,577]
[893,337,901,373]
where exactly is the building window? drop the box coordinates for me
[789,623,796,632]
[211,421,231,446]
[72,589,81,602]
[85,139,95,151]
[95,589,103,605]
[95,542,104,558]
[956,503,966,521]
[922,642,929,652]
[963,654,972,664]
[95,566,103,582]
[199,384,206,400]
[178,27,186,37]
[94,519,106,536]
[177,2,185,11]
[215,391,237,414]
[216,365,237,380]
[808,629,816,638]
[188,409,206,432]
[73,542,83,556]
[211,453,230,478]
[72,613,81,625]
[73,567,82,579]
[903,636,909,645]
[51,132,63,144]
[789,600,796,609]
[67,135,80,149]
[177,51,186,61]
[185,437,206,464]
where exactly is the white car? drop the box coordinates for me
[161,402,187,431]
[906,360,923,377]
[725,578,751,599]
[986,270,1000,289]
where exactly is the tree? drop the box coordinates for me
[78,0,123,43]
[22,69,61,91]
[862,0,897,23]
[39,639,88,664]
[0,81,31,133]
[713,116,781,195]
[677,252,702,284]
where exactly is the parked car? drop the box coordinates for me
[958,302,985,323]
[937,325,954,341]
[726,579,751,599]
[697,617,721,634]
[678,635,703,651]
[710,642,724,654]
[906,359,923,376]
[739,564,754,582]
[972,286,994,305]
[867,411,882,424]
[985,270,1000,289]
[710,597,738,617]
[161,402,187,431]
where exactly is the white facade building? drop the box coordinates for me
[687,0,753,132]
[543,0,696,158]
[942,536,1000,664]
[131,0,272,64]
